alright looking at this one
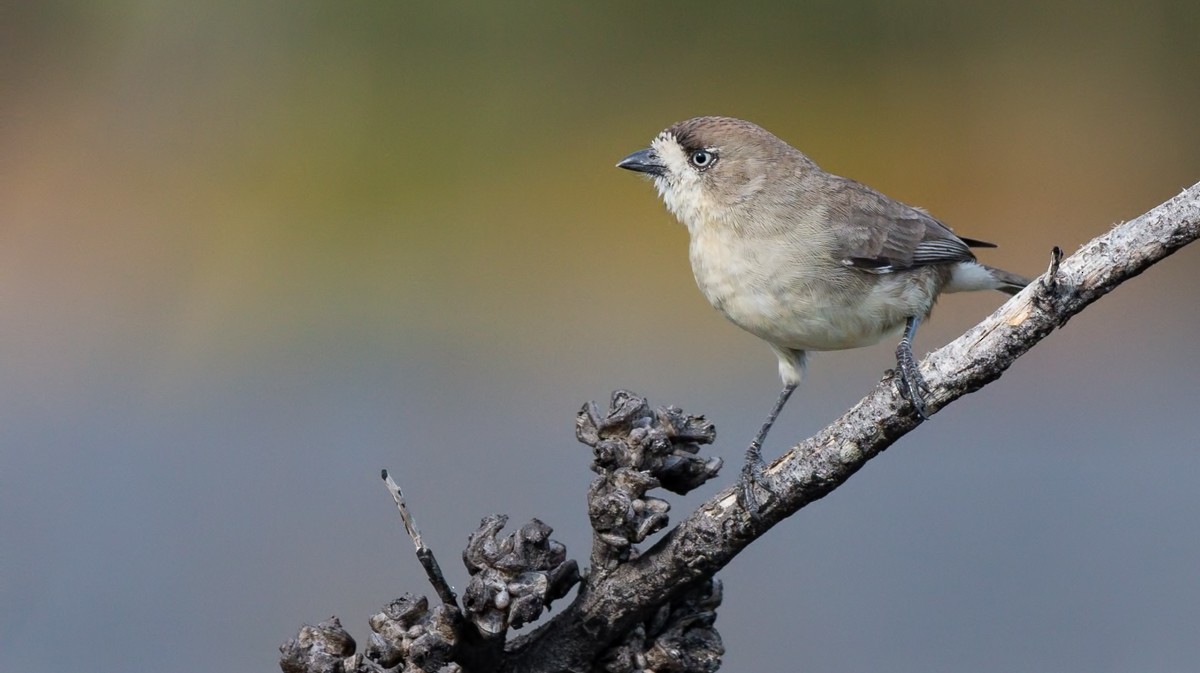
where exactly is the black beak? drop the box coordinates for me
[616,148,665,177]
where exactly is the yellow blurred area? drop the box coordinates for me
[4,3,1196,382]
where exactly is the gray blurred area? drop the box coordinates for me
[2,2,1199,671]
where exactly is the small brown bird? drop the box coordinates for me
[617,116,1027,504]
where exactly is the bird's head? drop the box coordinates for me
[617,116,811,232]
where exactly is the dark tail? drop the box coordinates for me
[983,265,1031,296]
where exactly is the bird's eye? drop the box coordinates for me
[690,149,715,169]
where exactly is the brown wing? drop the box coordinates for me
[827,177,977,274]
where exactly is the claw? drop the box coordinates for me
[896,316,931,420]
[896,354,930,420]
[738,445,767,521]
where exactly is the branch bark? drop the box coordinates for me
[501,183,1200,672]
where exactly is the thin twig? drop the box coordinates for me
[1043,245,1064,291]
[380,469,459,607]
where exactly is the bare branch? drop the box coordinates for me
[503,183,1200,672]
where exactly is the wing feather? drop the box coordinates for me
[828,177,977,273]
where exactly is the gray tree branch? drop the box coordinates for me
[501,182,1200,672]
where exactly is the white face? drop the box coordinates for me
[648,132,718,233]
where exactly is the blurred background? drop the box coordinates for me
[3,2,1199,671]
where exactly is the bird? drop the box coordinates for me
[616,116,1028,509]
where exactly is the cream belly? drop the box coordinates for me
[688,227,937,353]
[708,283,909,352]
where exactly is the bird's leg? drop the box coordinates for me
[739,382,797,516]
[895,316,930,419]
[745,383,797,466]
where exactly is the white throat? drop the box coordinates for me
[649,133,714,234]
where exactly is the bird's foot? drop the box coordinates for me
[895,345,931,420]
[738,443,770,522]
